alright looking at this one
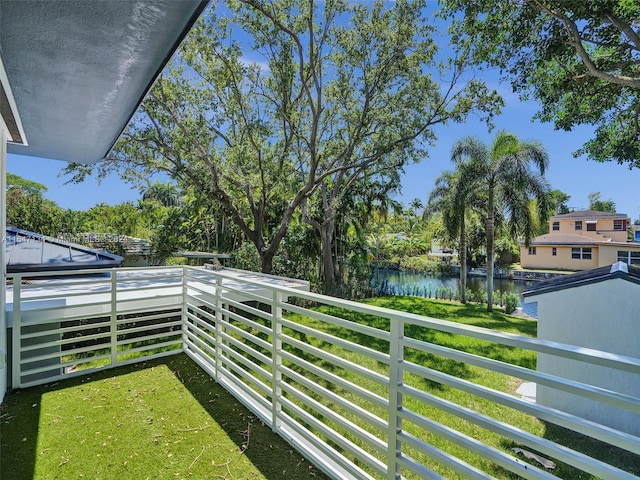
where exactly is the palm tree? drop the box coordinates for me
[451,131,550,311]
[428,170,477,304]
[142,181,182,208]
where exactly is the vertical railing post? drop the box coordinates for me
[110,269,118,367]
[271,290,283,432]
[181,266,188,352]
[11,275,22,389]
[214,275,223,381]
[387,315,404,480]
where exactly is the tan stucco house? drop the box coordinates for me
[520,210,640,270]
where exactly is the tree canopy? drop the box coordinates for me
[63,0,502,278]
[440,0,640,167]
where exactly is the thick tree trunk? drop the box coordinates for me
[319,220,338,287]
[260,250,274,275]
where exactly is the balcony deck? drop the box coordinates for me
[2,266,639,479]
[0,353,328,480]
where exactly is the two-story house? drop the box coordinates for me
[520,210,640,270]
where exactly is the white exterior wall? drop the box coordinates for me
[1,122,7,402]
[534,278,640,435]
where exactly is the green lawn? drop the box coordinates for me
[0,354,329,480]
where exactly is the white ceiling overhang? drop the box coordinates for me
[0,0,208,164]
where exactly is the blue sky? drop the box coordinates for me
[7,3,640,222]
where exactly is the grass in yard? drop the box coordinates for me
[0,354,328,480]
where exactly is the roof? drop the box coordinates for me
[550,210,629,221]
[1,0,208,164]
[5,227,123,273]
[523,262,640,299]
[526,233,602,246]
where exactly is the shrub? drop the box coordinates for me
[504,292,520,314]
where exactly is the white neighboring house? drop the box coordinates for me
[523,262,640,436]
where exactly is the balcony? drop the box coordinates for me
[3,266,640,479]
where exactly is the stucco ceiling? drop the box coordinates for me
[0,0,207,164]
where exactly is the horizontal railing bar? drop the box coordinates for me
[395,452,458,480]
[405,337,640,414]
[398,411,552,479]
[282,334,390,388]
[217,331,272,368]
[20,320,109,340]
[217,343,273,384]
[280,317,390,365]
[403,360,640,455]
[279,349,389,410]
[282,303,392,342]
[117,320,182,336]
[401,384,639,479]
[281,365,388,433]
[219,308,272,337]
[21,331,109,352]
[279,380,387,456]
[221,323,271,351]
[21,336,110,359]
[216,364,271,411]
[218,296,273,322]
[276,412,381,480]
[117,312,181,325]
[186,304,216,325]
[183,331,217,360]
[279,394,386,477]
[117,331,182,347]
[116,340,182,357]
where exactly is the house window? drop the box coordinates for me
[528,247,536,255]
[552,222,559,231]
[614,219,625,231]
[574,221,582,231]
[572,247,592,260]
[552,247,557,256]
[586,222,596,231]
[617,250,640,265]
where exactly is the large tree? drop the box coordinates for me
[440,1,640,167]
[63,0,502,278]
[451,131,551,311]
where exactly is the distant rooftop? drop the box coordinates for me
[550,210,629,221]
[5,227,123,273]
[523,262,640,298]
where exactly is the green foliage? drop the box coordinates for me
[439,1,640,167]
[504,292,520,315]
[588,191,616,212]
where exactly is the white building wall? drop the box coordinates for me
[535,278,640,435]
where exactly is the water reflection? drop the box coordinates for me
[372,269,537,305]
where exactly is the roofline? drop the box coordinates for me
[523,262,640,298]
[101,1,209,161]
[0,57,27,145]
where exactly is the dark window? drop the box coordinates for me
[572,247,592,260]
[587,222,596,231]
[552,222,559,231]
[528,247,536,255]
[614,219,625,231]
[552,247,557,256]
[575,221,582,231]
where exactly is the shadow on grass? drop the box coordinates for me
[0,354,329,480]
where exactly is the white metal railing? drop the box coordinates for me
[6,266,640,479]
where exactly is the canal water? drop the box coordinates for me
[372,269,537,305]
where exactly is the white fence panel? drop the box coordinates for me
[6,266,640,479]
